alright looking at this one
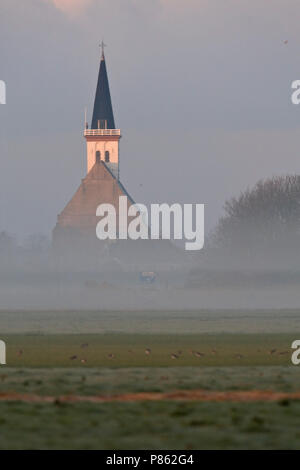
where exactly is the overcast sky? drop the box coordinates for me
[1,0,300,241]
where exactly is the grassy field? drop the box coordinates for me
[1,365,300,396]
[1,309,300,334]
[1,400,300,450]
[0,310,299,449]
[0,365,300,449]
[1,332,294,367]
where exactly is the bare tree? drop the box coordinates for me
[212,175,300,253]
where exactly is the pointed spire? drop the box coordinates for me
[100,40,106,60]
[91,43,116,130]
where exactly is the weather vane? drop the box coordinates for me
[100,40,107,59]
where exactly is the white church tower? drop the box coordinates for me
[84,43,121,178]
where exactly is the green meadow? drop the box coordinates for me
[1,400,300,450]
[1,332,294,368]
[0,310,300,449]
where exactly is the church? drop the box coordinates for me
[52,46,190,272]
[53,44,133,248]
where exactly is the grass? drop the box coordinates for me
[0,400,300,449]
[0,310,299,449]
[1,309,300,335]
[0,365,299,396]
[1,333,294,368]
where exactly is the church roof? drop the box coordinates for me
[54,161,134,232]
[91,52,116,130]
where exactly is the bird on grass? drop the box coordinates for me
[193,351,205,358]
[81,359,87,364]
[171,354,179,360]
[107,353,115,359]
[234,354,244,359]
[70,355,77,360]
[145,348,151,355]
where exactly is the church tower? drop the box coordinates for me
[52,45,185,269]
[85,43,121,179]
[52,46,133,249]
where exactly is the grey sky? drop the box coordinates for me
[1,0,300,241]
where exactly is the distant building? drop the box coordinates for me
[52,47,191,272]
[53,46,133,249]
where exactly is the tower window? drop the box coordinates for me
[98,119,107,129]
[96,151,101,163]
[105,151,110,162]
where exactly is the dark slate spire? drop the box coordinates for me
[91,46,116,130]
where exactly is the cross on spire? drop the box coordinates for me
[92,41,115,130]
[100,41,107,60]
